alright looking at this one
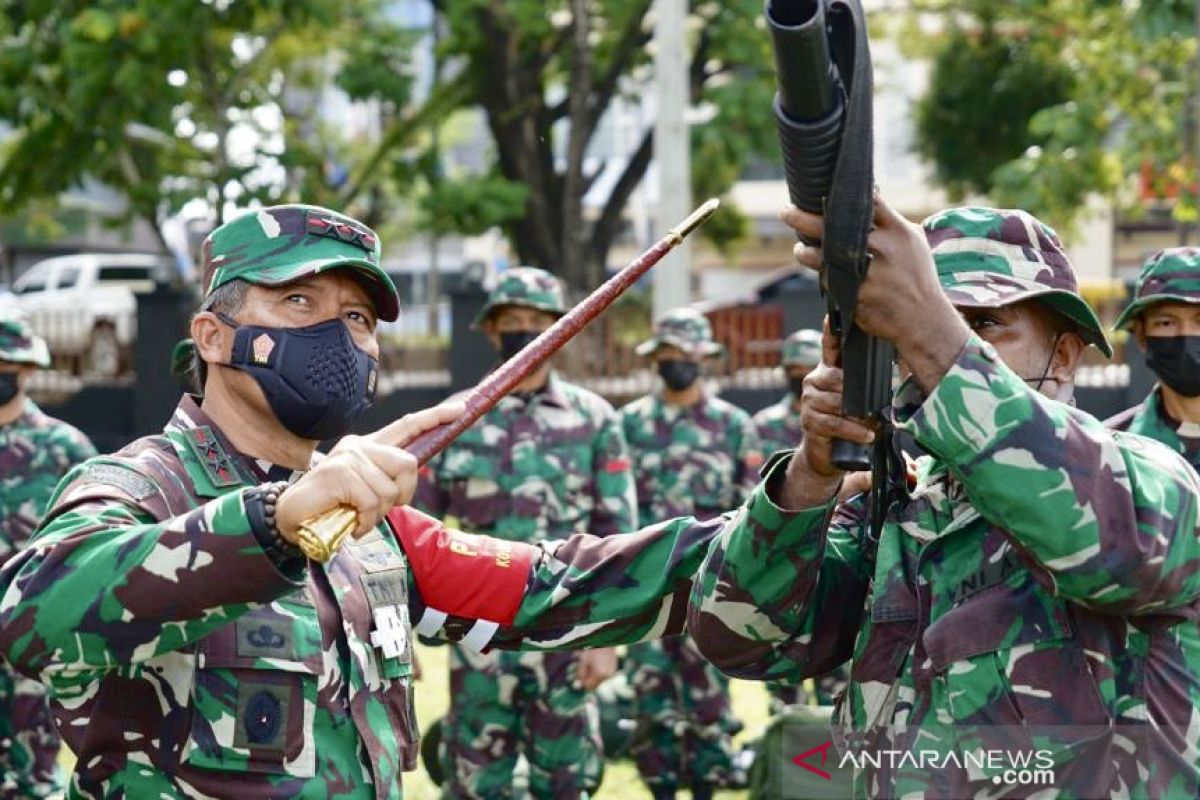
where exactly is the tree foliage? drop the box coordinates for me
[911,0,1198,232]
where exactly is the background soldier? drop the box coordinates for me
[0,206,749,799]
[0,313,95,798]
[689,201,1200,798]
[415,267,637,799]
[618,308,763,800]
[1108,247,1200,472]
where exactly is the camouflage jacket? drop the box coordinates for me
[0,397,735,799]
[415,373,636,542]
[0,399,95,561]
[620,392,764,527]
[751,393,803,457]
[688,338,1200,799]
[1107,386,1200,474]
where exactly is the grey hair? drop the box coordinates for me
[192,279,250,392]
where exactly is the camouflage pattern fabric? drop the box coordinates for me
[201,204,400,322]
[752,393,803,458]
[924,206,1113,355]
[0,400,94,798]
[780,329,821,367]
[0,395,736,799]
[0,315,50,368]
[1108,387,1200,474]
[688,336,1200,798]
[415,374,635,798]
[473,266,567,327]
[636,308,723,358]
[619,391,763,790]
[1113,246,1200,330]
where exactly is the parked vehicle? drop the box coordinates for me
[13,253,173,377]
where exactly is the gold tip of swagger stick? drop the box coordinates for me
[295,505,357,562]
[665,198,721,246]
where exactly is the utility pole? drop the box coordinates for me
[652,0,692,319]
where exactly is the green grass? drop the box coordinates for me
[403,643,771,800]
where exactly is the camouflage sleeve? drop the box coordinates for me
[0,480,305,687]
[388,505,724,652]
[588,408,636,536]
[897,336,1200,614]
[53,425,97,472]
[686,455,873,683]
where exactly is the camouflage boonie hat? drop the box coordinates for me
[0,312,50,368]
[636,307,723,358]
[781,329,821,366]
[923,206,1113,357]
[473,266,567,326]
[1113,247,1200,330]
[200,204,400,321]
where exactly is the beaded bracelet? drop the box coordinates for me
[250,481,303,563]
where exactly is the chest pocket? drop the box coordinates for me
[923,579,1111,767]
[184,589,322,777]
[438,441,506,529]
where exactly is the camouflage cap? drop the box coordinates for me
[201,204,400,322]
[636,307,723,358]
[473,266,567,326]
[1113,247,1200,330]
[0,312,50,368]
[923,206,1113,357]
[781,329,822,366]
[170,338,195,378]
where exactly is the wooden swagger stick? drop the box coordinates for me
[294,198,721,562]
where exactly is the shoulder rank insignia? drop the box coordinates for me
[182,426,243,489]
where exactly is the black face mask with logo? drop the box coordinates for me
[498,330,541,362]
[219,314,378,441]
[657,359,700,391]
[0,372,19,406]
[1145,335,1200,398]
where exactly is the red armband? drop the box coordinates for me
[385,506,534,626]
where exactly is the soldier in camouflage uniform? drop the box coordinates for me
[619,308,764,800]
[415,267,637,799]
[1108,247,1200,473]
[689,200,1200,798]
[0,314,96,798]
[0,205,774,799]
[750,329,846,712]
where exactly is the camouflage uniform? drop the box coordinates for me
[620,309,764,793]
[0,206,745,800]
[749,330,841,712]
[415,268,637,799]
[0,315,95,798]
[688,208,1200,798]
[1109,247,1200,473]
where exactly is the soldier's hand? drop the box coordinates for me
[778,323,875,509]
[576,647,618,691]
[276,401,466,542]
[784,195,969,390]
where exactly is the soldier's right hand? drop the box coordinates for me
[275,402,465,541]
[779,323,875,509]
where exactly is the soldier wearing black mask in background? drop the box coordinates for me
[617,307,763,800]
[1109,247,1200,472]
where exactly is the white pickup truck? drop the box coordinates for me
[13,253,173,377]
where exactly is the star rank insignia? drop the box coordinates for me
[305,211,377,254]
[183,425,242,489]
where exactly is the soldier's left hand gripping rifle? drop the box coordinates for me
[767,0,907,538]
[293,199,721,563]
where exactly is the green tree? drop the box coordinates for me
[911,0,1197,232]
[432,0,777,290]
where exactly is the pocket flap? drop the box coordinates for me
[197,602,322,674]
[924,582,1072,671]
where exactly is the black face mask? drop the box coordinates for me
[0,373,19,406]
[1145,335,1200,398]
[498,330,540,362]
[219,315,378,441]
[658,359,700,391]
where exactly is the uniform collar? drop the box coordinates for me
[501,372,569,410]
